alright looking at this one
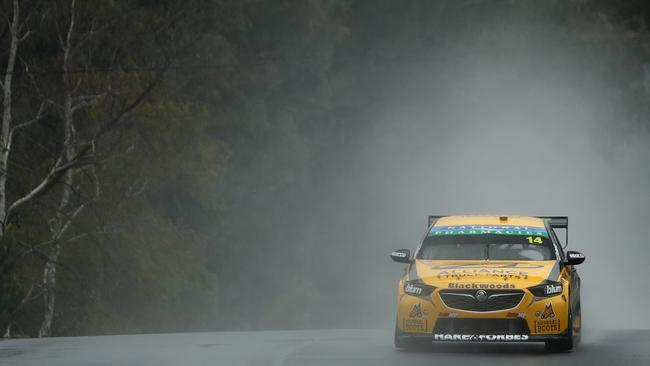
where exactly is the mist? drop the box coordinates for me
[211,1,650,334]
[1,1,650,360]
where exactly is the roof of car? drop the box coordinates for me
[433,215,546,228]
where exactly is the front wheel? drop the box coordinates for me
[545,338,571,352]
[394,325,430,350]
[545,301,580,352]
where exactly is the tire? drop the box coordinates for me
[394,325,430,350]
[572,301,582,346]
[545,301,578,352]
[545,339,571,352]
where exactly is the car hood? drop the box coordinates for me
[412,260,558,289]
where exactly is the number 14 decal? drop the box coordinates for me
[525,236,543,244]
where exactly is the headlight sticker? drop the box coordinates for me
[404,283,423,296]
[544,284,562,295]
[403,282,435,297]
[528,282,563,298]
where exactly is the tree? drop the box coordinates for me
[0,0,213,336]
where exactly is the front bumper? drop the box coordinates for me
[396,285,570,337]
[395,330,569,344]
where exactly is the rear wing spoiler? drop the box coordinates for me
[426,215,569,247]
[427,215,446,227]
[536,216,568,248]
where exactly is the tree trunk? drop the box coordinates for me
[0,0,21,235]
[37,132,75,337]
[38,17,77,332]
[37,246,60,337]
[37,91,75,337]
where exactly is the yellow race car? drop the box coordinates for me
[391,215,585,352]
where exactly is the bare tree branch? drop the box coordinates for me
[9,101,45,135]
[71,93,106,112]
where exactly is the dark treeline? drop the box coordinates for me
[1,0,649,337]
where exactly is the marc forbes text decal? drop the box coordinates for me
[433,334,529,341]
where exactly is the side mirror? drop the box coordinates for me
[390,249,412,264]
[565,251,585,265]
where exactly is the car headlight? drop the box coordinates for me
[404,281,436,297]
[527,282,563,297]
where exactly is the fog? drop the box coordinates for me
[212,2,650,333]
[347,59,650,330]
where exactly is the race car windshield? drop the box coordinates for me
[417,232,555,261]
